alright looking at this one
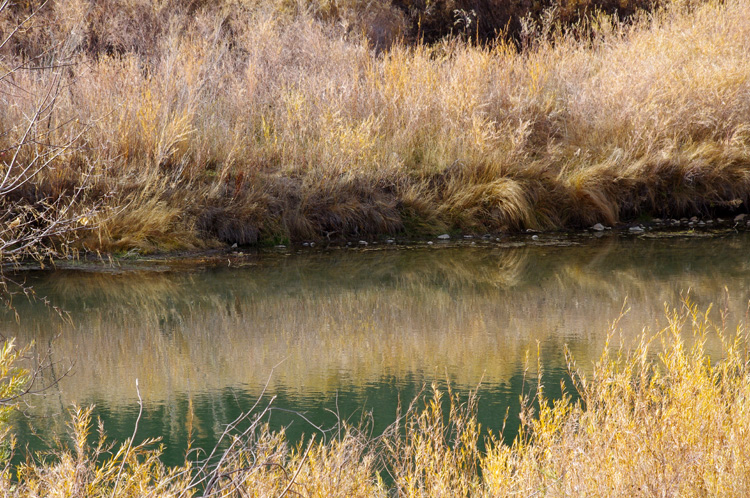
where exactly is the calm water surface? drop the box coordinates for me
[3,232,750,466]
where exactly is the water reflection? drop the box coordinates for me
[3,234,750,465]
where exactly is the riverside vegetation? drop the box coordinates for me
[1,0,750,256]
[4,1,750,496]
[0,303,750,496]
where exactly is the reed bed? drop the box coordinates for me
[1,302,749,496]
[2,0,750,253]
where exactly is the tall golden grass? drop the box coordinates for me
[2,0,750,253]
[2,302,750,496]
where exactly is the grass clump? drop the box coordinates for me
[2,302,750,496]
[483,303,750,496]
[8,406,191,497]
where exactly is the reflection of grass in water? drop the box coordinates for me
[23,287,561,400]
[9,235,750,318]
[5,238,749,412]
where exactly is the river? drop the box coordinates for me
[2,231,749,467]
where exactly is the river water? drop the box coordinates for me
[2,232,750,466]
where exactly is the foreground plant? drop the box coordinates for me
[3,302,750,496]
[5,405,191,498]
[483,303,750,496]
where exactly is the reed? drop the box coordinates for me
[2,0,750,253]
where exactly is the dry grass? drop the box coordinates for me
[2,0,750,253]
[5,405,191,497]
[481,302,750,496]
[3,301,750,496]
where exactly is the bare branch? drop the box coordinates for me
[110,379,143,498]
[0,0,50,53]
[0,0,98,267]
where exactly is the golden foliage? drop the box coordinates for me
[3,0,750,251]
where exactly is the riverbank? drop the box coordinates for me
[2,0,750,259]
[0,216,745,274]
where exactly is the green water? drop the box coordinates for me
[2,232,750,467]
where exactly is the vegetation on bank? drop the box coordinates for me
[0,303,748,496]
[1,0,750,257]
